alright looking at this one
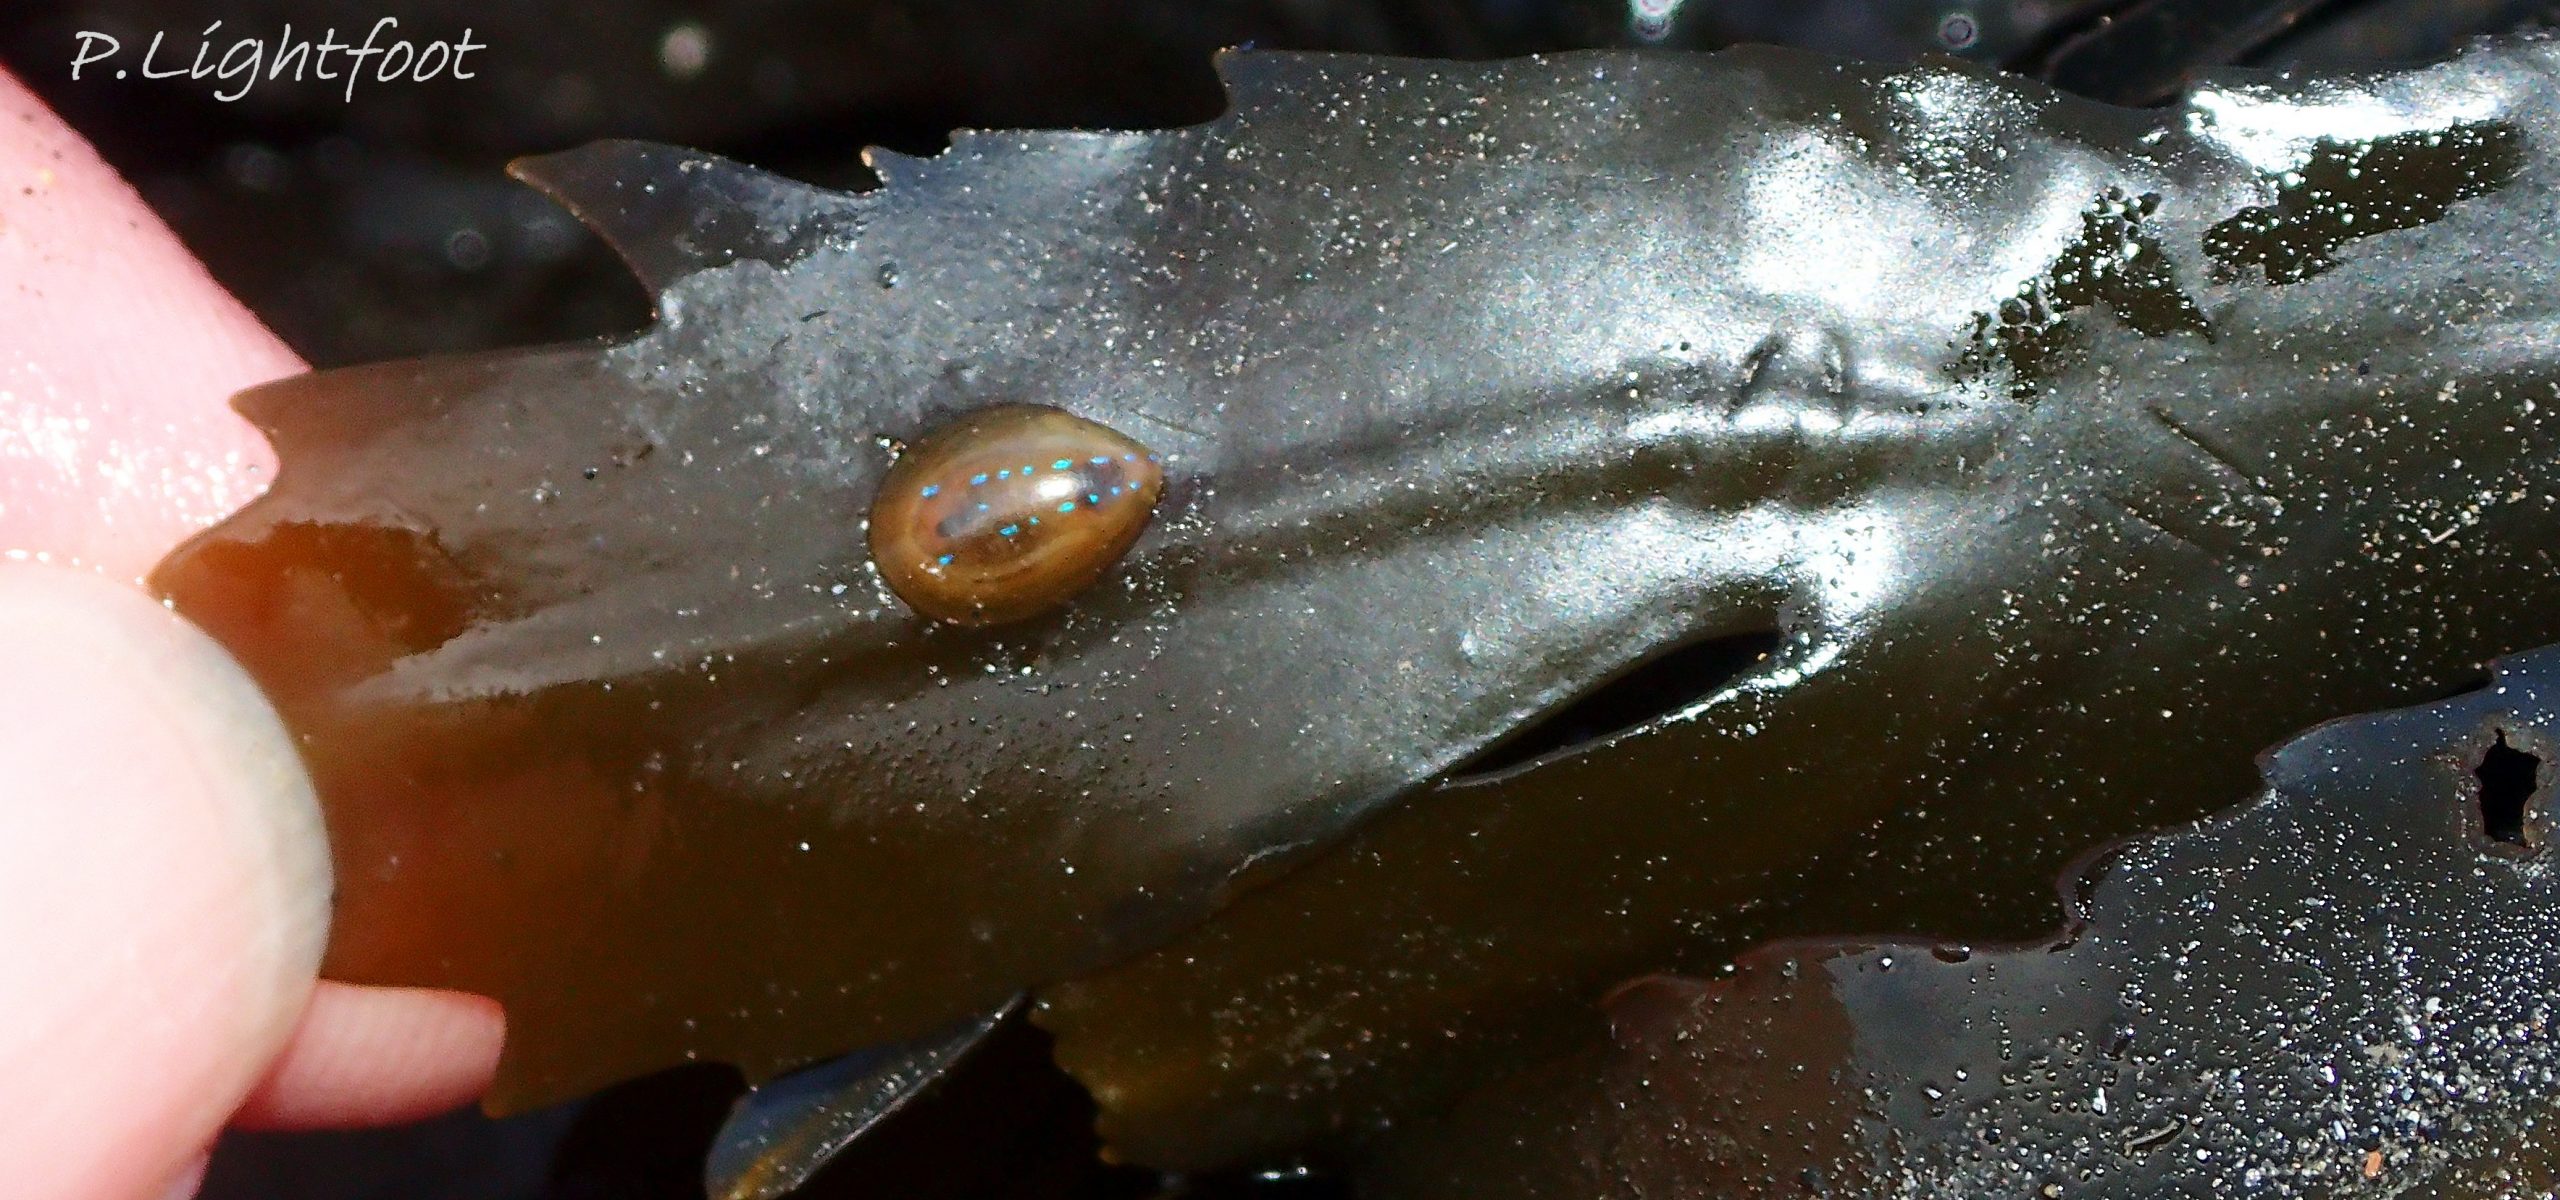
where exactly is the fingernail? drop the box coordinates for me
[154,1153,209,1200]
[0,564,330,1199]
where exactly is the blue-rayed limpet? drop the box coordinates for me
[870,405,1164,624]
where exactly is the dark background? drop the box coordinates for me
[1,1,2552,1196]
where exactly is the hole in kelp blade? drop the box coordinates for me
[1445,630,1787,783]
[2476,729,2540,848]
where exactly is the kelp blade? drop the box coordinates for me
[146,32,2560,1165]
[1041,38,2560,1168]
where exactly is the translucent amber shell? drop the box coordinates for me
[869,405,1165,624]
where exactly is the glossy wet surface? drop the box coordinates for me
[80,3,2560,1197]
[154,32,2560,1186]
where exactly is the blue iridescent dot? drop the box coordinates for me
[998,468,1012,479]
[976,502,991,512]
[1022,464,1035,475]
[970,472,989,486]
[1052,458,1073,470]
[1085,493,1102,505]
[919,484,940,498]
[1028,516,1041,526]
[1121,453,1135,461]
[999,524,1021,537]
[1090,455,1111,465]
[1146,453,1162,462]
[1058,500,1077,513]
[1110,485,1123,496]
[935,553,954,566]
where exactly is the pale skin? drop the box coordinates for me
[0,67,506,1199]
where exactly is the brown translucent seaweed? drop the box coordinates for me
[152,37,2560,1176]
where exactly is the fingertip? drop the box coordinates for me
[0,565,330,1198]
[232,983,506,1130]
[0,66,296,583]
